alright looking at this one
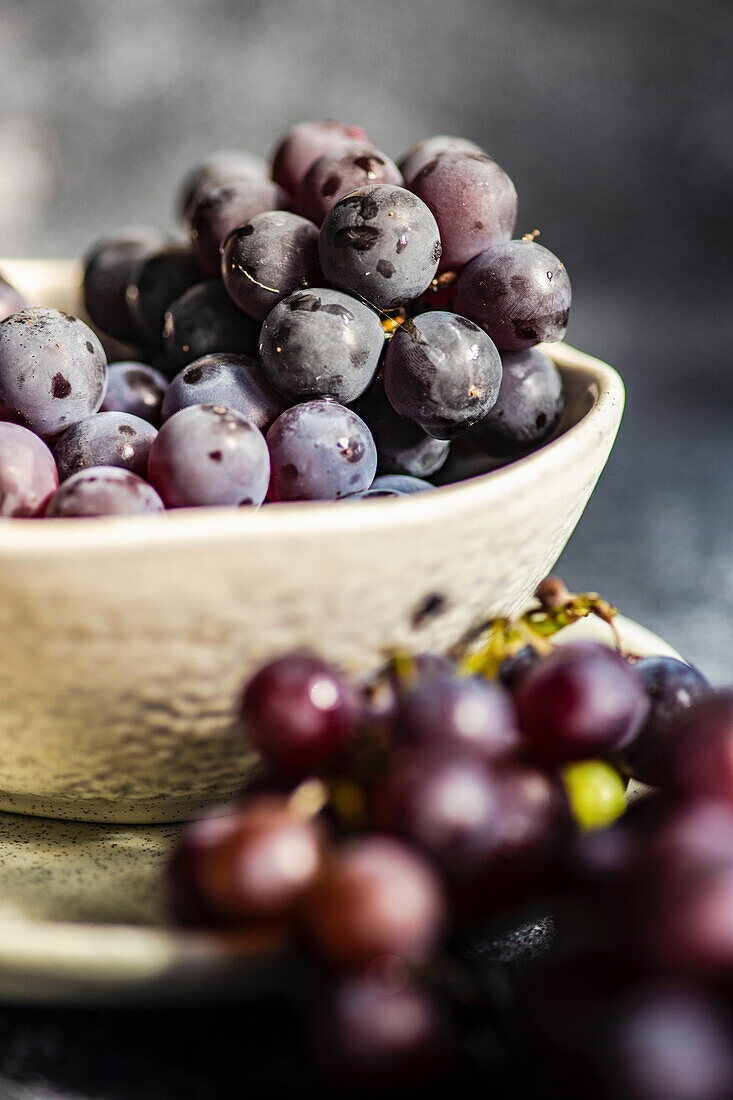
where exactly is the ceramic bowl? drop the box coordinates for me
[0,260,624,824]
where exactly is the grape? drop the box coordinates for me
[383,311,502,440]
[188,177,291,276]
[45,466,164,517]
[161,353,285,432]
[125,246,201,348]
[517,642,649,763]
[369,474,433,494]
[83,230,166,343]
[259,288,383,404]
[162,281,260,374]
[0,308,108,440]
[0,271,27,322]
[299,147,403,226]
[167,804,249,926]
[300,835,445,966]
[270,120,371,197]
[54,411,157,481]
[498,646,540,693]
[665,692,733,804]
[399,134,485,186]
[453,239,572,351]
[563,760,627,832]
[266,399,377,502]
[318,185,442,310]
[0,422,58,516]
[620,657,709,787]
[221,211,322,321]
[468,347,564,457]
[410,152,517,273]
[351,377,449,478]
[175,150,269,221]
[394,672,520,762]
[239,653,358,776]
[101,361,168,426]
[147,404,270,509]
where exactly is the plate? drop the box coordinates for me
[0,614,681,1005]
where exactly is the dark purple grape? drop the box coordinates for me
[394,672,520,761]
[0,422,58,516]
[369,474,433,494]
[54,411,157,481]
[517,642,649,763]
[162,282,260,374]
[351,376,450,478]
[168,803,249,926]
[0,271,27,322]
[665,692,733,805]
[620,657,710,787]
[161,353,285,432]
[221,211,322,320]
[239,653,358,776]
[383,311,502,440]
[188,177,291,276]
[83,230,166,343]
[0,308,108,440]
[270,120,372,197]
[453,239,572,351]
[175,150,269,221]
[267,399,377,502]
[101,361,168,426]
[300,835,445,966]
[468,347,564,457]
[498,646,541,693]
[319,185,441,310]
[147,404,269,509]
[125,246,201,348]
[259,288,383,404]
[45,466,164,517]
[410,152,517,273]
[298,147,403,226]
[399,134,484,186]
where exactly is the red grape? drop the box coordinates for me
[0,422,58,517]
[270,120,372,197]
[665,692,733,804]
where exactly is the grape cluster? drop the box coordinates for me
[0,121,571,518]
[167,577,728,1090]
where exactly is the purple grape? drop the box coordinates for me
[270,120,372,197]
[369,474,433,493]
[266,398,377,502]
[498,646,540,693]
[259,288,383,404]
[0,308,108,440]
[125,246,202,348]
[0,272,27,322]
[162,282,260,374]
[298,147,403,226]
[101,361,168,426]
[188,177,291,277]
[0,422,58,516]
[351,377,450,478]
[45,467,164,517]
[398,134,485,186]
[54,411,157,481]
[318,185,442,310]
[453,239,572,351]
[161,353,285,432]
[665,692,733,805]
[83,230,166,343]
[175,150,269,222]
[148,404,270,509]
[468,347,564,457]
[410,152,517,273]
[221,211,322,320]
[383,311,502,440]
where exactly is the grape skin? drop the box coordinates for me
[468,347,564,457]
[0,272,27,323]
[175,150,269,222]
[125,246,202,349]
[270,120,372,197]
[101,361,168,426]
[161,353,285,432]
[298,147,403,227]
[399,134,485,186]
[45,466,164,517]
[0,308,108,440]
[351,377,450,478]
[148,404,270,509]
[0,422,58,517]
[188,177,291,277]
[83,230,166,343]
[267,399,377,502]
[162,282,261,375]
[259,288,383,404]
[54,411,157,481]
[221,212,322,321]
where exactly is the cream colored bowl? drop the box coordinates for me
[0,260,624,824]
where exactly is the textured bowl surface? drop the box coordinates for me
[0,260,624,823]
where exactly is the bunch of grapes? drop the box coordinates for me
[167,577,725,1091]
[0,120,571,518]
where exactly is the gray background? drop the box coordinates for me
[1,0,732,676]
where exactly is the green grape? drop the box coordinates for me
[563,760,627,832]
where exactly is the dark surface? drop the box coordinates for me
[0,0,731,1095]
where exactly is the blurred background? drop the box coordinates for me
[0,0,731,675]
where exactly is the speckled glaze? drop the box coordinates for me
[0,260,624,824]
